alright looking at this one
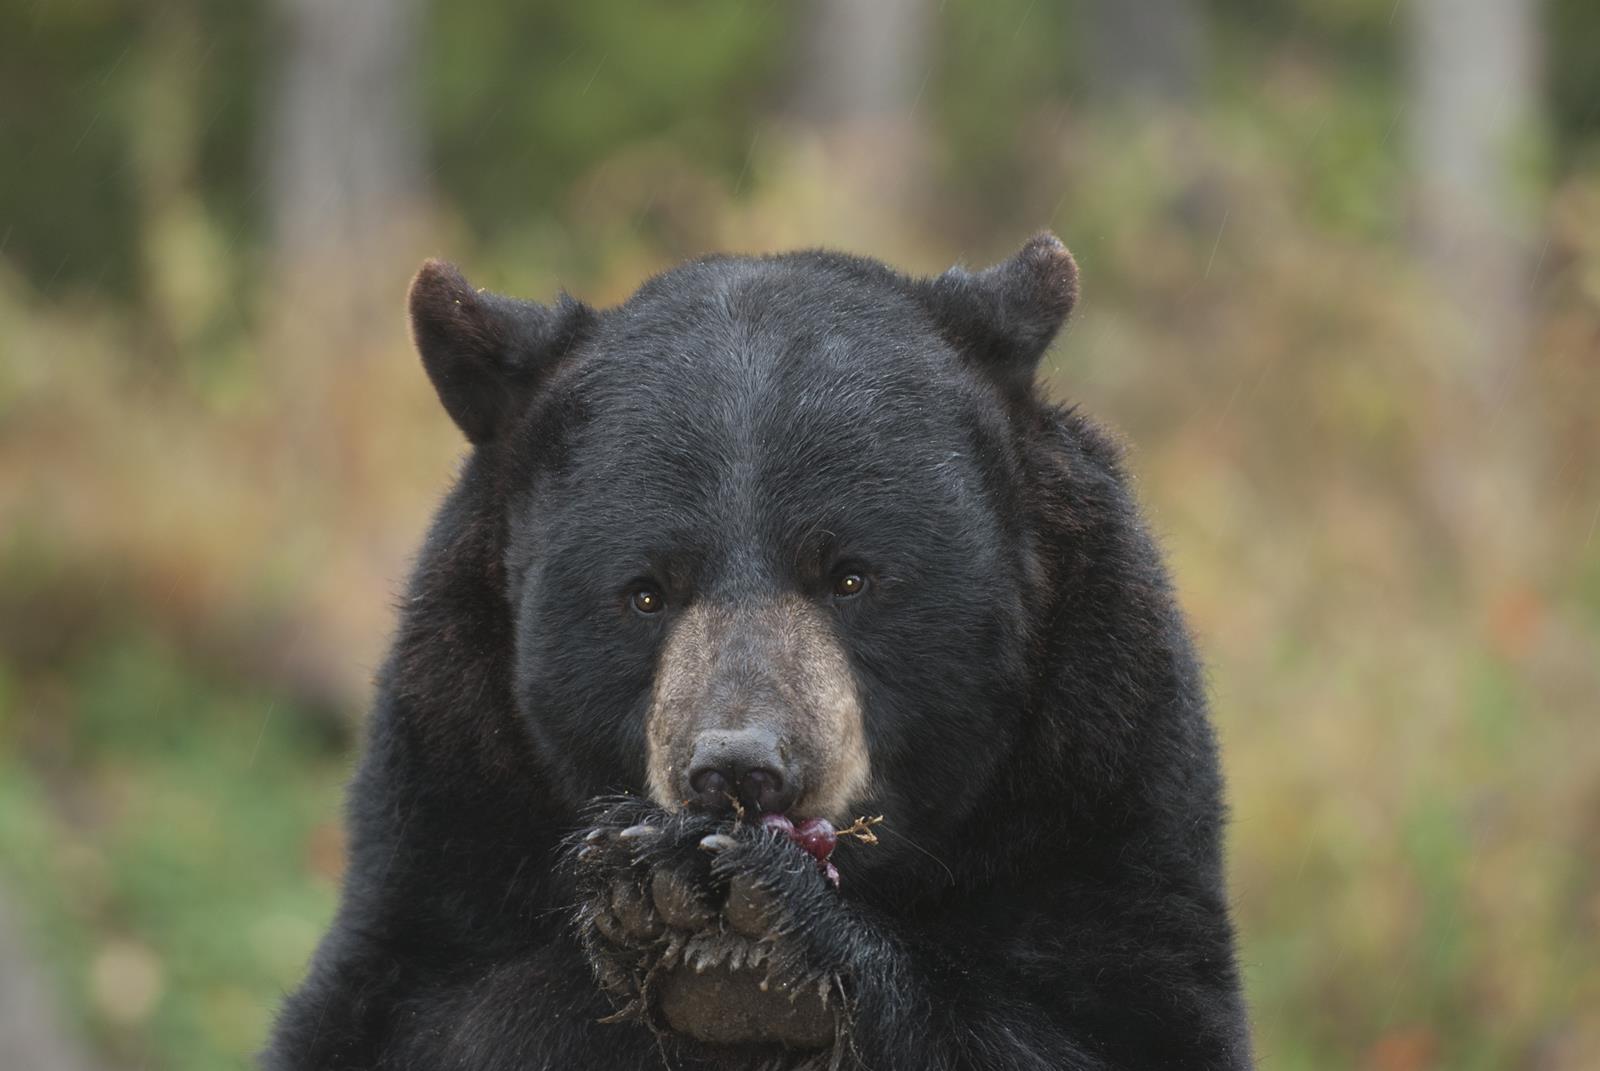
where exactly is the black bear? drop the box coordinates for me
[263,234,1253,1070]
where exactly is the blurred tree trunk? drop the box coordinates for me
[1407,0,1547,588]
[267,0,423,291]
[1408,0,1540,390]
[792,0,927,126]
[0,891,106,1071]
[263,0,431,717]
[1082,0,1217,241]
[783,0,930,244]
[1085,0,1204,107]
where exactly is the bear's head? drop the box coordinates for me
[402,236,1094,875]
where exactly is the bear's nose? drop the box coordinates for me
[685,729,798,815]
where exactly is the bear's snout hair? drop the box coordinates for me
[647,597,870,822]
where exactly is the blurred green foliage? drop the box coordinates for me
[3,2,1600,1070]
[426,0,786,257]
[1,1,268,302]
[0,628,343,1069]
[14,0,1600,305]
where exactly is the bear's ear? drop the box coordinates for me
[407,259,593,444]
[916,232,1079,393]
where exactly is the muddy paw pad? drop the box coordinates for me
[724,873,784,939]
[658,965,834,1050]
[611,879,663,941]
[651,868,715,930]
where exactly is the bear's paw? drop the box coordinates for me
[573,805,846,1055]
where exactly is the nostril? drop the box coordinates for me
[689,767,730,801]
[739,768,794,815]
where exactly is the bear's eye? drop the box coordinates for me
[832,573,867,599]
[629,587,665,615]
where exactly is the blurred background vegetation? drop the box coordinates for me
[1,1,1598,1068]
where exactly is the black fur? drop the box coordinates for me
[263,237,1253,1070]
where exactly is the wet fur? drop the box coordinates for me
[262,242,1253,1069]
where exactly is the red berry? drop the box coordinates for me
[793,817,837,861]
[758,813,795,837]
